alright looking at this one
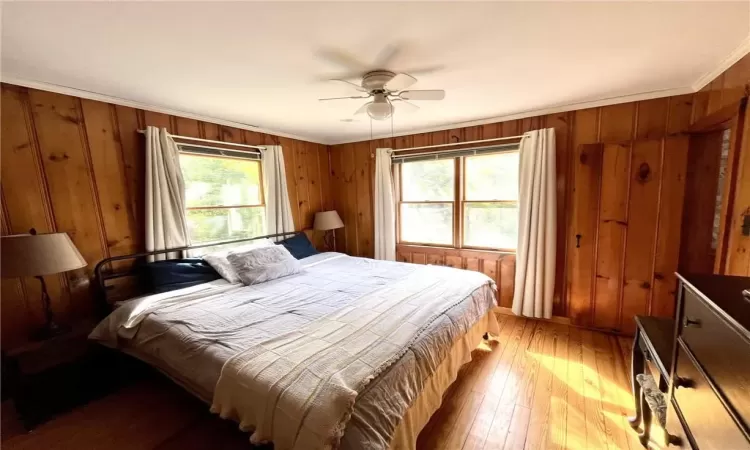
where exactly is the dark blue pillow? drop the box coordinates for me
[277,233,318,260]
[146,258,221,293]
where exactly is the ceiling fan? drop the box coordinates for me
[319,70,445,120]
[315,45,445,120]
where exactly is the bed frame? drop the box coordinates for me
[92,231,301,317]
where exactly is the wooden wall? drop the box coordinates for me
[0,84,331,348]
[2,55,748,344]
[329,53,750,334]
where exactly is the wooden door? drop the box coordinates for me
[568,143,604,327]
[567,136,689,334]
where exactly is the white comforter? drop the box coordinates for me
[90,253,497,449]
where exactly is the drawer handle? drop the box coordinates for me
[675,377,694,389]
[683,316,701,328]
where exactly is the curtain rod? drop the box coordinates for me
[392,143,519,161]
[137,129,264,151]
[390,135,523,154]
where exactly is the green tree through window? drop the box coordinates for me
[400,159,454,245]
[180,153,265,245]
[398,152,518,250]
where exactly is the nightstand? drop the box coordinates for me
[2,321,119,430]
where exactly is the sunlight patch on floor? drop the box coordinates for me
[476,340,494,352]
[529,352,631,408]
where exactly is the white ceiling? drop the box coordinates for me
[2,2,749,145]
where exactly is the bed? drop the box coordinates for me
[90,234,499,450]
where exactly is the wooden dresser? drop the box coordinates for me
[666,274,750,449]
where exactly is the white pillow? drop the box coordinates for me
[203,239,274,283]
[226,245,301,285]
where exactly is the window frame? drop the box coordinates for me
[396,150,519,253]
[179,150,266,244]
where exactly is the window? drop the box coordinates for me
[400,159,455,245]
[397,151,519,251]
[179,153,264,244]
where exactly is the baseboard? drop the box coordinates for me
[493,307,572,326]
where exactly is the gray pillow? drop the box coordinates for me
[202,239,274,283]
[226,245,301,285]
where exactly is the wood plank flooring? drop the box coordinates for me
[3,316,657,450]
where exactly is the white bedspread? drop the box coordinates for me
[90,253,497,449]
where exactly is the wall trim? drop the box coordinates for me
[494,307,571,326]
[330,86,694,145]
[692,34,750,92]
[6,32,749,147]
[1,76,327,145]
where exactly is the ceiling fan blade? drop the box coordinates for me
[397,65,444,77]
[399,90,445,101]
[354,102,372,115]
[319,95,370,101]
[314,71,366,82]
[330,79,367,92]
[385,73,417,91]
[391,98,419,113]
[317,48,370,71]
[373,43,401,68]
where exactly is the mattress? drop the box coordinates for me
[90,252,497,449]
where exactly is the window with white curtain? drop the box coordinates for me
[179,152,265,244]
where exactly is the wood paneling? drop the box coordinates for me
[3,55,748,343]
[396,245,515,307]
[1,87,65,338]
[568,113,602,326]
[620,139,663,334]
[81,100,138,262]
[652,137,689,318]
[0,83,331,348]
[331,53,750,332]
[29,90,108,318]
[594,143,631,330]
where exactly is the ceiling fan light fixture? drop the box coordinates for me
[366,101,393,120]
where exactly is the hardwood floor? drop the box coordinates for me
[3,316,659,449]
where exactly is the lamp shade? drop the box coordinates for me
[313,210,344,231]
[1,233,86,278]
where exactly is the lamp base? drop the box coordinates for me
[30,320,71,342]
[30,275,71,341]
[323,230,337,252]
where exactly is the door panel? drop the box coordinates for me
[567,136,690,332]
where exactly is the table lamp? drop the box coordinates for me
[1,232,86,340]
[313,210,344,251]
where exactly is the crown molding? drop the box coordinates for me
[692,34,750,92]
[0,76,327,145]
[328,86,694,145]
[5,31,747,147]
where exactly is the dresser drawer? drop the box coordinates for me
[681,287,750,429]
[673,343,749,449]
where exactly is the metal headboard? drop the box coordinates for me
[93,231,301,316]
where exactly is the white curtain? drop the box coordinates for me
[512,128,556,319]
[145,126,189,261]
[374,148,396,260]
[261,145,295,239]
